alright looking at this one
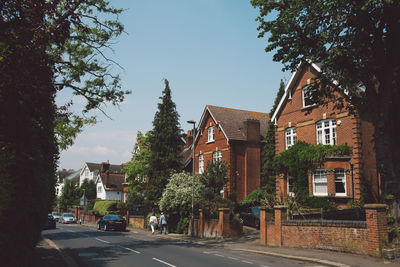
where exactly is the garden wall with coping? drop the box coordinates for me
[260,204,388,256]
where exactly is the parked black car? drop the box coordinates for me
[240,207,260,229]
[43,214,56,230]
[97,214,126,231]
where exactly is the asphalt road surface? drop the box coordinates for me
[42,224,326,267]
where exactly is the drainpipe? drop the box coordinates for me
[350,162,354,201]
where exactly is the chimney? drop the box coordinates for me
[243,119,260,142]
[105,170,110,187]
[101,161,110,173]
[185,130,193,148]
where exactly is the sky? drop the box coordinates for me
[57,0,290,171]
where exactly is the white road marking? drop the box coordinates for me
[95,238,110,244]
[242,260,254,264]
[260,265,270,267]
[214,254,225,257]
[228,256,239,260]
[117,245,141,254]
[133,231,138,234]
[67,230,75,232]
[152,257,176,267]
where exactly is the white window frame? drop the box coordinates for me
[285,127,297,150]
[212,151,222,162]
[334,168,347,196]
[199,154,204,174]
[207,126,215,142]
[97,185,102,193]
[85,169,90,177]
[287,174,295,197]
[316,119,337,145]
[302,84,317,108]
[313,169,328,196]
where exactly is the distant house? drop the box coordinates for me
[271,61,378,207]
[79,161,122,187]
[191,105,269,201]
[95,161,125,201]
[55,169,81,197]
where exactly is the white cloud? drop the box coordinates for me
[93,146,118,156]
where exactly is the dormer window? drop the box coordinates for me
[207,126,215,142]
[302,84,317,108]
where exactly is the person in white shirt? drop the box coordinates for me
[149,213,158,234]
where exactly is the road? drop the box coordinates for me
[42,224,325,267]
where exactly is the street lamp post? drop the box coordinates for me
[187,120,196,237]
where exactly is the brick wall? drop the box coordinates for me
[128,216,146,229]
[189,208,243,238]
[260,204,388,256]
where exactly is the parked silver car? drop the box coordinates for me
[51,212,61,222]
[59,213,77,224]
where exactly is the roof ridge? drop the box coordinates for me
[207,105,268,115]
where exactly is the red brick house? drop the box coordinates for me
[271,62,379,207]
[191,105,269,201]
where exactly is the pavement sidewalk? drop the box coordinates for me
[36,223,400,267]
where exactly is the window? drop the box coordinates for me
[85,169,90,177]
[97,185,102,193]
[287,174,295,197]
[335,169,346,196]
[199,154,204,174]
[313,169,328,196]
[285,127,297,150]
[316,119,336,145]
[302,84,317,107]
[213,151,222,162]
[207,126,215,142]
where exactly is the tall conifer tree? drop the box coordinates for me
[261,79,285,193]
[147,79,183,205]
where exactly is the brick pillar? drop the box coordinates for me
[274,205,287,247]
[260,207,268,245]
[75,207,79,219]
[365,204,388,256]
[218,208,230,237]
[199,209,204,238]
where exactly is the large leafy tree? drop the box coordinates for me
[0,0,128,264]
[147,79,184,205]
[199,160,228,202]
[123,131,152,207]
[251,0,400,203]
[261,79,285,193]
[58,179,80,210]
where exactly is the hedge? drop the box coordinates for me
[93,200,118,216]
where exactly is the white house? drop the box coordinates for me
[55,169,81,197]
[79,161,122,187]
[95,162,125,201]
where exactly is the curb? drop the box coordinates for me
[230,248,351,267]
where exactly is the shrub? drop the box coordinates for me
[93,200,118,216]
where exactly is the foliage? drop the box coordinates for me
[79,179,97,200]
[159,172,203,218]
[199,160,228,202]
[199,199,235,220]
[58,179,80,210]
[261,79,285,192]
[123,131,152,208]
[273,141,350,208]
[239,188,268,207]
[93,200,119,216]
[147,79,184,204]
[0,0,127,264]
[251,0,400,203]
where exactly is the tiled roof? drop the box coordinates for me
[99,173,125,191]
[180,146,193,166]
[203,105,269,141]
[86,162,122,173]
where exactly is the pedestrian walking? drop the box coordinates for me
[159,212,167,234]
[149,213,158,234]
